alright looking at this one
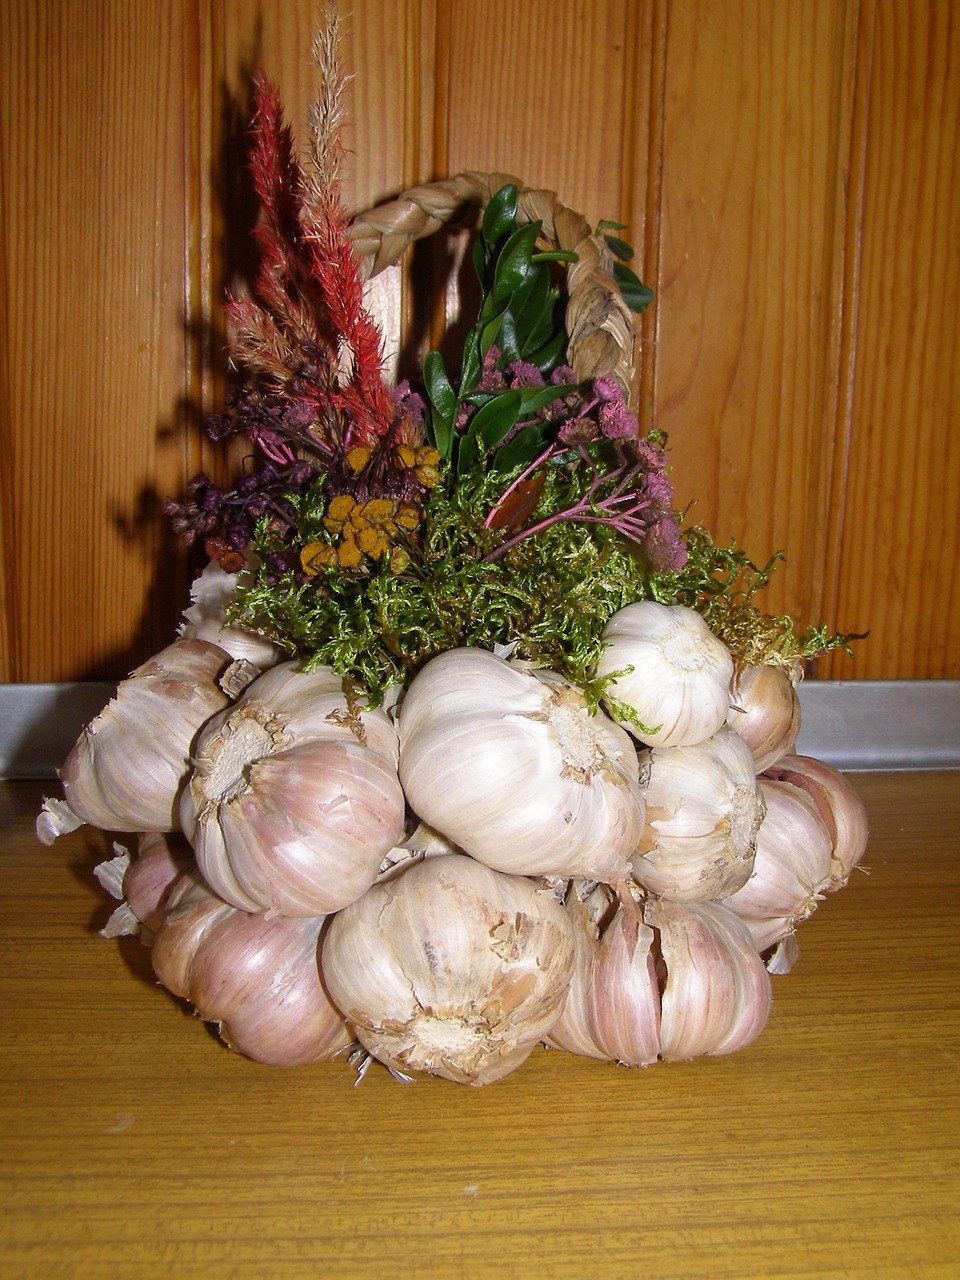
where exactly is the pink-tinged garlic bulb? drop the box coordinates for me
[151,872,350,1067]
[722,779,835,951]
[320,853,577,1086]
[594,601,734,748]
[36,639,242,843]
[644,897,771,1060]
[632,726,765,901]
[546,884,660,1066]
[181,661,405,917]
[397,648,645,884]
[763,754,868,889]
[726,663,802,772]
[548,885,770,1064]
[179,557,287,668]
[96,831,195,940]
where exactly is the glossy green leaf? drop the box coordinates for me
[492,222,542,302]
[613,261,654,314]
[482,184,519,248]
[603,233,634,262]
[423,351,456,456]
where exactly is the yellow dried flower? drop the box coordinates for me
[389,546,411,574]
[337,537,363,569]
[345,446,371,472]
[324,493,357,532]
[415,463,439,488]
[357,526,389,558]
[300,541,336,575]
[361,498,396,526]
[395,445,417,469]
[395,504,420,530]
[416,446,441,466]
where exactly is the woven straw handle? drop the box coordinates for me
[348,171,638,394]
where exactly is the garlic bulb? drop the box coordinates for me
[397,648,645,884]
[644,897,771,1060]
[151,871,350,1066]
[96,831,195,939]
[180,557,287,668]
[548,885,770,1064]
[594,601,734,748]
[181,662,406,917]
[763,754,868,889]
[37,639,241,842]
[633,725,765,900]
[726,663,802,772]
[722,779,834,951]
[320,853,577,1086]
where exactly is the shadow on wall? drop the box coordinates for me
[0,683,115,779]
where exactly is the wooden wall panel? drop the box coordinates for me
[0,0,202,681]
[823,0,960,679]
[1,0,958,684]
[652,0,857,638]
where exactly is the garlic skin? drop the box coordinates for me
[38,639,238,841]
[397,648,645,884]
[594,602,734,748]
[97,831,195,939]
[726,663,802,772]
[763,754,868,889]
[645,897,771,1060]
[181,662,406,917]
[722,779,834,951]
[151,872,350,1067]
[320,853,577,1086]
[633,726,765,901]
[180,557,287,669]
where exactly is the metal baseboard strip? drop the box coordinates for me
[0,679,957,780]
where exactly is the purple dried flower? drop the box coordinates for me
[599,401,639,439]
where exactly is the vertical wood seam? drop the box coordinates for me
[0,131,19,679]
[821,0,876,670]
[638,0,668,434]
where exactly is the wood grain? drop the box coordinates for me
[1,0,958,682]
[2,772,958,1278]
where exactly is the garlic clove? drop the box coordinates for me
[321,853,577,1086]
[585,902,661,1067]
[181,662,406,917]
[726,663,802,772]
[46,639,238,837]
[97,831,195,940]
[722,779,834,951]
[633,726,765,901]
[397,647,645,884]
[594,601,735,748]
[151,872,349,1067]
[544,883,616,1060]
[762,754,868,889]
[645,897,771,1060]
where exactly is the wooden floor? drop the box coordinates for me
[2,772,957,1280]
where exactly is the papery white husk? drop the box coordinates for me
[633,726,765,901]
[97,831,195,939]
[726,663,802,773]
[645,897,771,1060]
[180,557,287,668]
[594,601,734,748]
[39,639,240,840]
[181,661,405,917]
[722,779,834,951]
[763,754,868,889]
[397,647,645,883]
[320,853,577,1086]
[151,871,350,1067]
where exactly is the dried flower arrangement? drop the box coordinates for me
[38,9,867,1087]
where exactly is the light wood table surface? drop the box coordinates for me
[2,773,958,1279]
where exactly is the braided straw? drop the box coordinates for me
[348,171,639,396]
